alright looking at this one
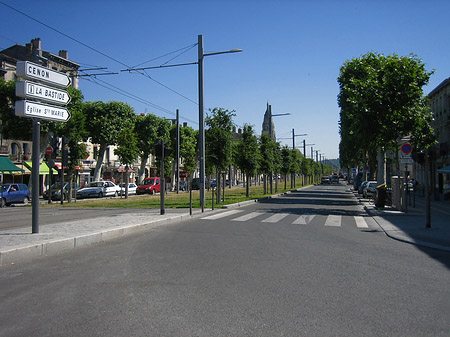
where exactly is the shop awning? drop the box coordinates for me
[437,165,450,174]
[0,156,25,174]
[24,161,58,174]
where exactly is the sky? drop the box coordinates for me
[1,0,450,160]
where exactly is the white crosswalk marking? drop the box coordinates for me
[200,209,243,220]
[261,213,290,223]
[355,216,369,228]
[324,215,341,227]
[231,212,263,222]
[292,214,316,225]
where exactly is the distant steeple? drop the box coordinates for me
[261,102,275,141]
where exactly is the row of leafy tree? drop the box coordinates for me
[0,79,332,199]
[337,52,436,181]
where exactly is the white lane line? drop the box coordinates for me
[355,216,369,228]
[200,209,243,220]
[292,214,316,225]
[324,215,341,227]
[261,213,290,223]
[231,212,263,222]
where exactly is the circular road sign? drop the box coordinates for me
[45,146,53,156]
[401,143,413,155]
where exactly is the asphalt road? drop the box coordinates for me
[1,183,449,336]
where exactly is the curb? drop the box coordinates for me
[0,211,209,266]
[364,205,450,253]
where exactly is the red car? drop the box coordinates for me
[136,177,161,195]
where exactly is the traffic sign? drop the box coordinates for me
[16,61,71,88]
[15,100,71,122]
[15,81,71,105]
[45,146,53,156]
[401,143,413,155]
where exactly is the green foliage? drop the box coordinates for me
[235,124,260,177]
[179,125,198,176]
[114,126,140,166]
[337,52,435,168]
[205,107,235,173]
[0,78,33,140]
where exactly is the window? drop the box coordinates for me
[10,142,18,155]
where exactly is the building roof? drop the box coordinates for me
[428,77,450,97]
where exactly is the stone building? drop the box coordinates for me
[261,103,276,141]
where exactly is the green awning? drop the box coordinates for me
[0,156,24,174]
[24,161,58,174]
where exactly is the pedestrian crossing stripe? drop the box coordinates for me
[324,215,341,227]
[231,212,263,222]
[261,213,290,223]
[200,210,372,229]
[354,216,369,228]
[292,214,316,225]
[200,209,243,220]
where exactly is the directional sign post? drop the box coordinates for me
[14,60,72,234]
[15,100,71,122]
[16,81,71,105]
[16,61,71,88]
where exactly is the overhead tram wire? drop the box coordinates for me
[0,1,200,113]
[81,76,199,126]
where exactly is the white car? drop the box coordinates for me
[119,183,137,196]
[76,181,120,199]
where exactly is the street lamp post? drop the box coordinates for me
[198,35,242,212]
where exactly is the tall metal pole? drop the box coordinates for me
[176,109,180,194]
[160,140,165,215]
[198,35,205,212]
[31,119,40,233]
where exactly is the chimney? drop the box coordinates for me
[59,50,68,59]
[183,122,187,127]
[238,128,242,134]
[31,38,41,50]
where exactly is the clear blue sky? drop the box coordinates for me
[1,0,449,160]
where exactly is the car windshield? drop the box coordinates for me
[143,179,155,185]
[50,182,64,189]
[89,182,103,187]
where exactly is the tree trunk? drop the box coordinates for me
[139,153,149,184]
[93,144,107,182]
[246,173,250,197]
[376,147,386,185]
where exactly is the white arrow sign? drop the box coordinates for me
[15,100,71,122]
[15,81,71,105]
[16,61,71,88]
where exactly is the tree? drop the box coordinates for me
[205,107,235,201]
[259,134,277,195]
[134,113,162,184]
[179,124,198,187]
[84,101,136,181]
[280,146,291,190]
[234,124,259,197]
[114,126,140,198]
[337,52,435,180]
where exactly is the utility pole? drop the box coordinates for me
[176,109,180,194]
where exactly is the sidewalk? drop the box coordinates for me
[358,191,450,252]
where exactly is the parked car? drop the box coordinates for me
[119,183,137,196]
[76,181,120,199]
[191,178,209,190]
[363,181,378,198]
[43,182,78,201]
[0,183,30,207]
[358,181,369,194]
[330,175,339,183]
[321,176,331,184]
[136,177,161,195]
